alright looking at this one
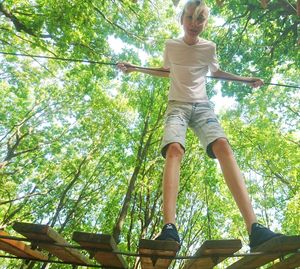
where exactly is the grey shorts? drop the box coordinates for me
[161,100,227,159]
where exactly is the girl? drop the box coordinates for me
[117,0,281,250]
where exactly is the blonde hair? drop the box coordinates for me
[180,0,210,24]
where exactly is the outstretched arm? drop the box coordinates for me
[212,69,264,88]
[117,62,170,78]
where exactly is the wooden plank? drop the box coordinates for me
[183,239,242,269]
[72,231,128,269]
[12,222,89,264]
[266,252,300,269]
[226,235,300,269]
[139,239,180,269]
[0,230,47,260]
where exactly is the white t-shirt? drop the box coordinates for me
[163,37,219,102]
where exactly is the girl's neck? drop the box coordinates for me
[183,35,199,45]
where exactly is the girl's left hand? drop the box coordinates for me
[249,78,264,88]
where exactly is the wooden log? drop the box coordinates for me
[0,230,47,260]
[297,0,300,16]
[139,239,180,269]
[12,222,89,264]
[183,239,242,269]
[226,235,300,269]
[72,231,128,269]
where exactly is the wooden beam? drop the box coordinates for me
[139,239,180,269]
[297,0,300,16]
[12,222,89,264]
[72,232,128,269]
[183,239,242,269]
[226,235,300,269]
[0,230,47,260]
[267,253,300,269]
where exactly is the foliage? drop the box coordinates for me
[0,0,299,268]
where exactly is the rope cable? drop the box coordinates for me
[1,251,299,267]
[0,234,299,260]
[0,51,299,89]
[0,255,105,268]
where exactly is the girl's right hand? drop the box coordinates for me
[117,62,136,74]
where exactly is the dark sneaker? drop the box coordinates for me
[249,223,283,250]
[155,223,180,244]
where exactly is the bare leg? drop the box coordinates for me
[163,143,184,225]
[212,138,257,234]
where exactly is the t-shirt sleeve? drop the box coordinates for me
[163,41,170,69]
[208,43,219,72]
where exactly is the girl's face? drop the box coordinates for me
[182,5,208,39]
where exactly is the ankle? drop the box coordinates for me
[247,220,258,235]
[163,223,178,229]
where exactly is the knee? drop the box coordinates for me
[165,143,185,159]
[211,138,233,158]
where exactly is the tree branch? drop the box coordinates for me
[0,2,36,36]
[92,3,144,42]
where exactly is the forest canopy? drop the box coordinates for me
[0,0,299,268]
